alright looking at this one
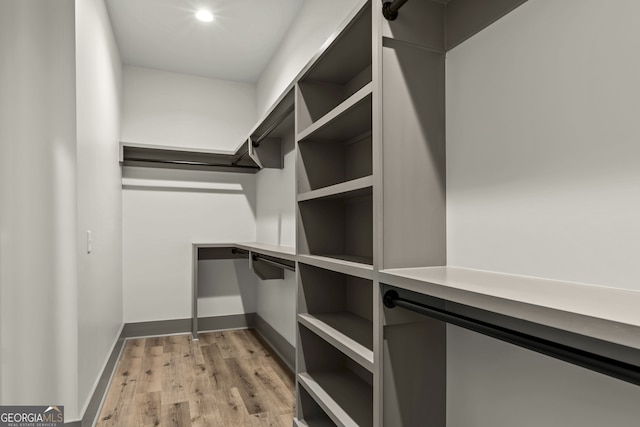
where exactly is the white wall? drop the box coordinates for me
[0,0,79,417]
[446,0,640,425]
[75,0,123,418]
[122,168,257,322]
[197,259,258,318]
[255,133,297,345]
[121,67,259,322]
[122,65,256,151]
[256,0,363,116]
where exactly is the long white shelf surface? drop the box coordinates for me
[298,371,372,427]
[298,312,374,372]
[379,266,640,350]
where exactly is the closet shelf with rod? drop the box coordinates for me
[379,266,640,352]
[243,88,295,169]
[120,141,260,172]
[382,286,640,387]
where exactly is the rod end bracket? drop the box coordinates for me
[383,290,399,308]
[382,2,399,21]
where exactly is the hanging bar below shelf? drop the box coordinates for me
[383,289,640,387]
[382,0,409,21]
[231,248,250,257]
[252,104,295,147]
[252,253,296,272]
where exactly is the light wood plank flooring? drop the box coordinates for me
[97,329,295,427]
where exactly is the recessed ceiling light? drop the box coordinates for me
[195,10,214,22]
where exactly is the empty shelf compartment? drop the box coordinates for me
[298,130,372,194]
[297,86,372,143]
[298,263,373,369]
[298,193,373,266]
[296,384,338,427]
[297,3,372,132]
[298,325,373,427]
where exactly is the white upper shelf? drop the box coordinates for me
[379,266,640,350]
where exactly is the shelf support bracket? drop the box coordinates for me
[382,0,409,21]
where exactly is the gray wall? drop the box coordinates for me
[446,0,640,425]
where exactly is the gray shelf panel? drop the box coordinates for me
[297,83,372,143]
[297,254,373,280]
[295,418,336,427]
[316,254,373,267]
[298,313,374,372]
[120,142,259,172]
[300,2,371,86]
[298,371,373,427]
[298,176,373,202]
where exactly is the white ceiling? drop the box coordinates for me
[106,0,304,83]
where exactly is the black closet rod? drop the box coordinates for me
[383,290,640,387]
[125,157,258,169]
[252,254,296,272]
[382,0,409,21]
[231,148,250,166]
[231,248,250,256]
[252,104,294,147]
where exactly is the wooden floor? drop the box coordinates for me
[97,329,295,427]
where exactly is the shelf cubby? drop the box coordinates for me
[297,83,372,142]
[297,191,373,266]
[298,263,373,370]
[298,324,373,427]
[296,384,337,427]
[298,128,372,194]
[296,3,372,132]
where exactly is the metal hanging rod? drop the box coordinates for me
[252,104,294,147]
[383,290,640,387]
[252,254,296,272]
[125,157,258,169]
[231,248,249,256]
[382,0,409,21]
[231,147,250,166]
